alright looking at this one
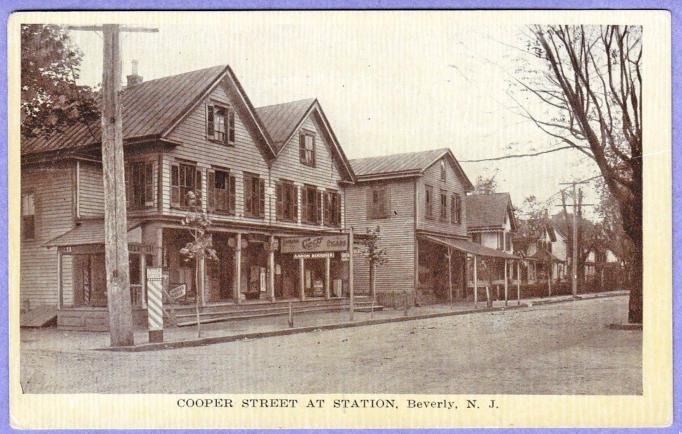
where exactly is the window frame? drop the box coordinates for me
[207,167,236,215]
[243,172,265,219]
[21,191,36,240]
[440,160,446,181]
[299,130,316,167]
[276,180,298,222]
[451,193,461,224]
[439,190,448,221]
[497,232,504,251]
[324,189,342,227]
[302,184,321,224]
[125,159,155,210]
[206,103,236,146]
[368,186,389,220]
[170,161,202,209]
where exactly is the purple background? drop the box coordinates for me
[0,1,678,432]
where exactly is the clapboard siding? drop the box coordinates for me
[345,178,415,297]
[270,110,345,231]
[78,161,104,218]
[416,156,468,237]
[164,79,271,226]
[21,163,75,306]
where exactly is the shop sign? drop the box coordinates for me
[281,234,349,254]
[293,252,334,259]
[169,284,186,299]
[341,252,350,261]
[147,266,163,280]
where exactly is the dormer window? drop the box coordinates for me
[207,104,235,145]
[299,131,315,167]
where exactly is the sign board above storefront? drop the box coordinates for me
[281,234,349,254]
[293,252,335,259]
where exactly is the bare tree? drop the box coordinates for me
[520,25,642,323]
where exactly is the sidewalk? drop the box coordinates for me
[20,290,629,353]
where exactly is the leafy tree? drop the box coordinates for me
[179,191,218,338]
[519,25,642,323]
[358,226,387,300]
[21,24,99,139]
[473,172,498,194]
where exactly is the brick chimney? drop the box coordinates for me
[126,59,143,87]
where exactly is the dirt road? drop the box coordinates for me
[20,296,641,394]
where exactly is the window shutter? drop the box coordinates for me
[206,105,215,138]
[145,162,154,208]
[195,169,202,207]
[383,187,391,218]
[229,174,236,214]
[171,163,180,207]
[299,134,306,162]
[367,188,375,219]
[228,110,235,144]
[207,170,215,211]
[124,163,131,209]
[259,178,265,218]
[311,135,316,166]
[316,190,323,224]
[293,185,299,222]
[276,183,283,219]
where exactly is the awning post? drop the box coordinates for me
[473,255,478,309]
[504,258,508,306]
[516,260,521,305]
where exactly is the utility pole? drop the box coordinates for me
[67,24,158,347]
[558,181,595,299]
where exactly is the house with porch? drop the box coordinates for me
[346,148,518,307]
[21,64,361,330]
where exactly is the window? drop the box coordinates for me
[22,192,35,240]
[505,232,512,251]
[208,169,236,214]
[125,160,154,210]
[170,162,202,208]
[472,233,481,244]
[299,131,315,166]
[276,181,298,222]
[324,190,342,227]
[440,160,446,181]
[439,191,447,221]
[302,185,322,224]
[367,186,389,219]
[244,173,265,218]
[425,185,434,219]
[497,232,504,250]
[207,104,235,145]
[451,193,461,224]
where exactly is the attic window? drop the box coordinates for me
[207,104,235,145]
[299,131,316,167]
[440,160,446,181]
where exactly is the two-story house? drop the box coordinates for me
[21,65,356,330]
[346,148,516,307]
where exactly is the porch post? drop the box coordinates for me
[547,260,552,297]
[140,253,147,308]
[516,260,521,305]
[154,226,163,267]
[324,256,331,300]
[447,246,453,307]
[299,257,305,300]
[462,253,468,299]
[57,250,63,309]
[504,259,509,306]
[268,235,276,302]
[473,255,478,308]
[233,233,241,304]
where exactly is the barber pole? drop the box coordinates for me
[146,267,164,343]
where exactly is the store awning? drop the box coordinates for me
[421,235,519,260]
[46,219,143,247]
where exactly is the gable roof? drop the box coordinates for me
[255,98,355,181]
[22,65,276,160]
[466,192,516,231]
[349,148,474,189]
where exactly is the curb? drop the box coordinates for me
[99,291,628,352]
[526,291,628,307]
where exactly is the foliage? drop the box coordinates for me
[473,172,498,195]
[179,191,218,263]
[359,226,388,266]
[21,24,99,139]
[519,25,643,322]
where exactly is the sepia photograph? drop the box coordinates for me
[7,9,673,429]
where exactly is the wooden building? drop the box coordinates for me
[346,148,517,307]
[21,65,360,330]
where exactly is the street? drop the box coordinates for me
[20,296,641,394]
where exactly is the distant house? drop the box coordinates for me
[525,224,567,282]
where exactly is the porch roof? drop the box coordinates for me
[529,248,564,263]
[421,235,518,260]
[45,219,143,247]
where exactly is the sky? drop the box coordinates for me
[65,12,601,216]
